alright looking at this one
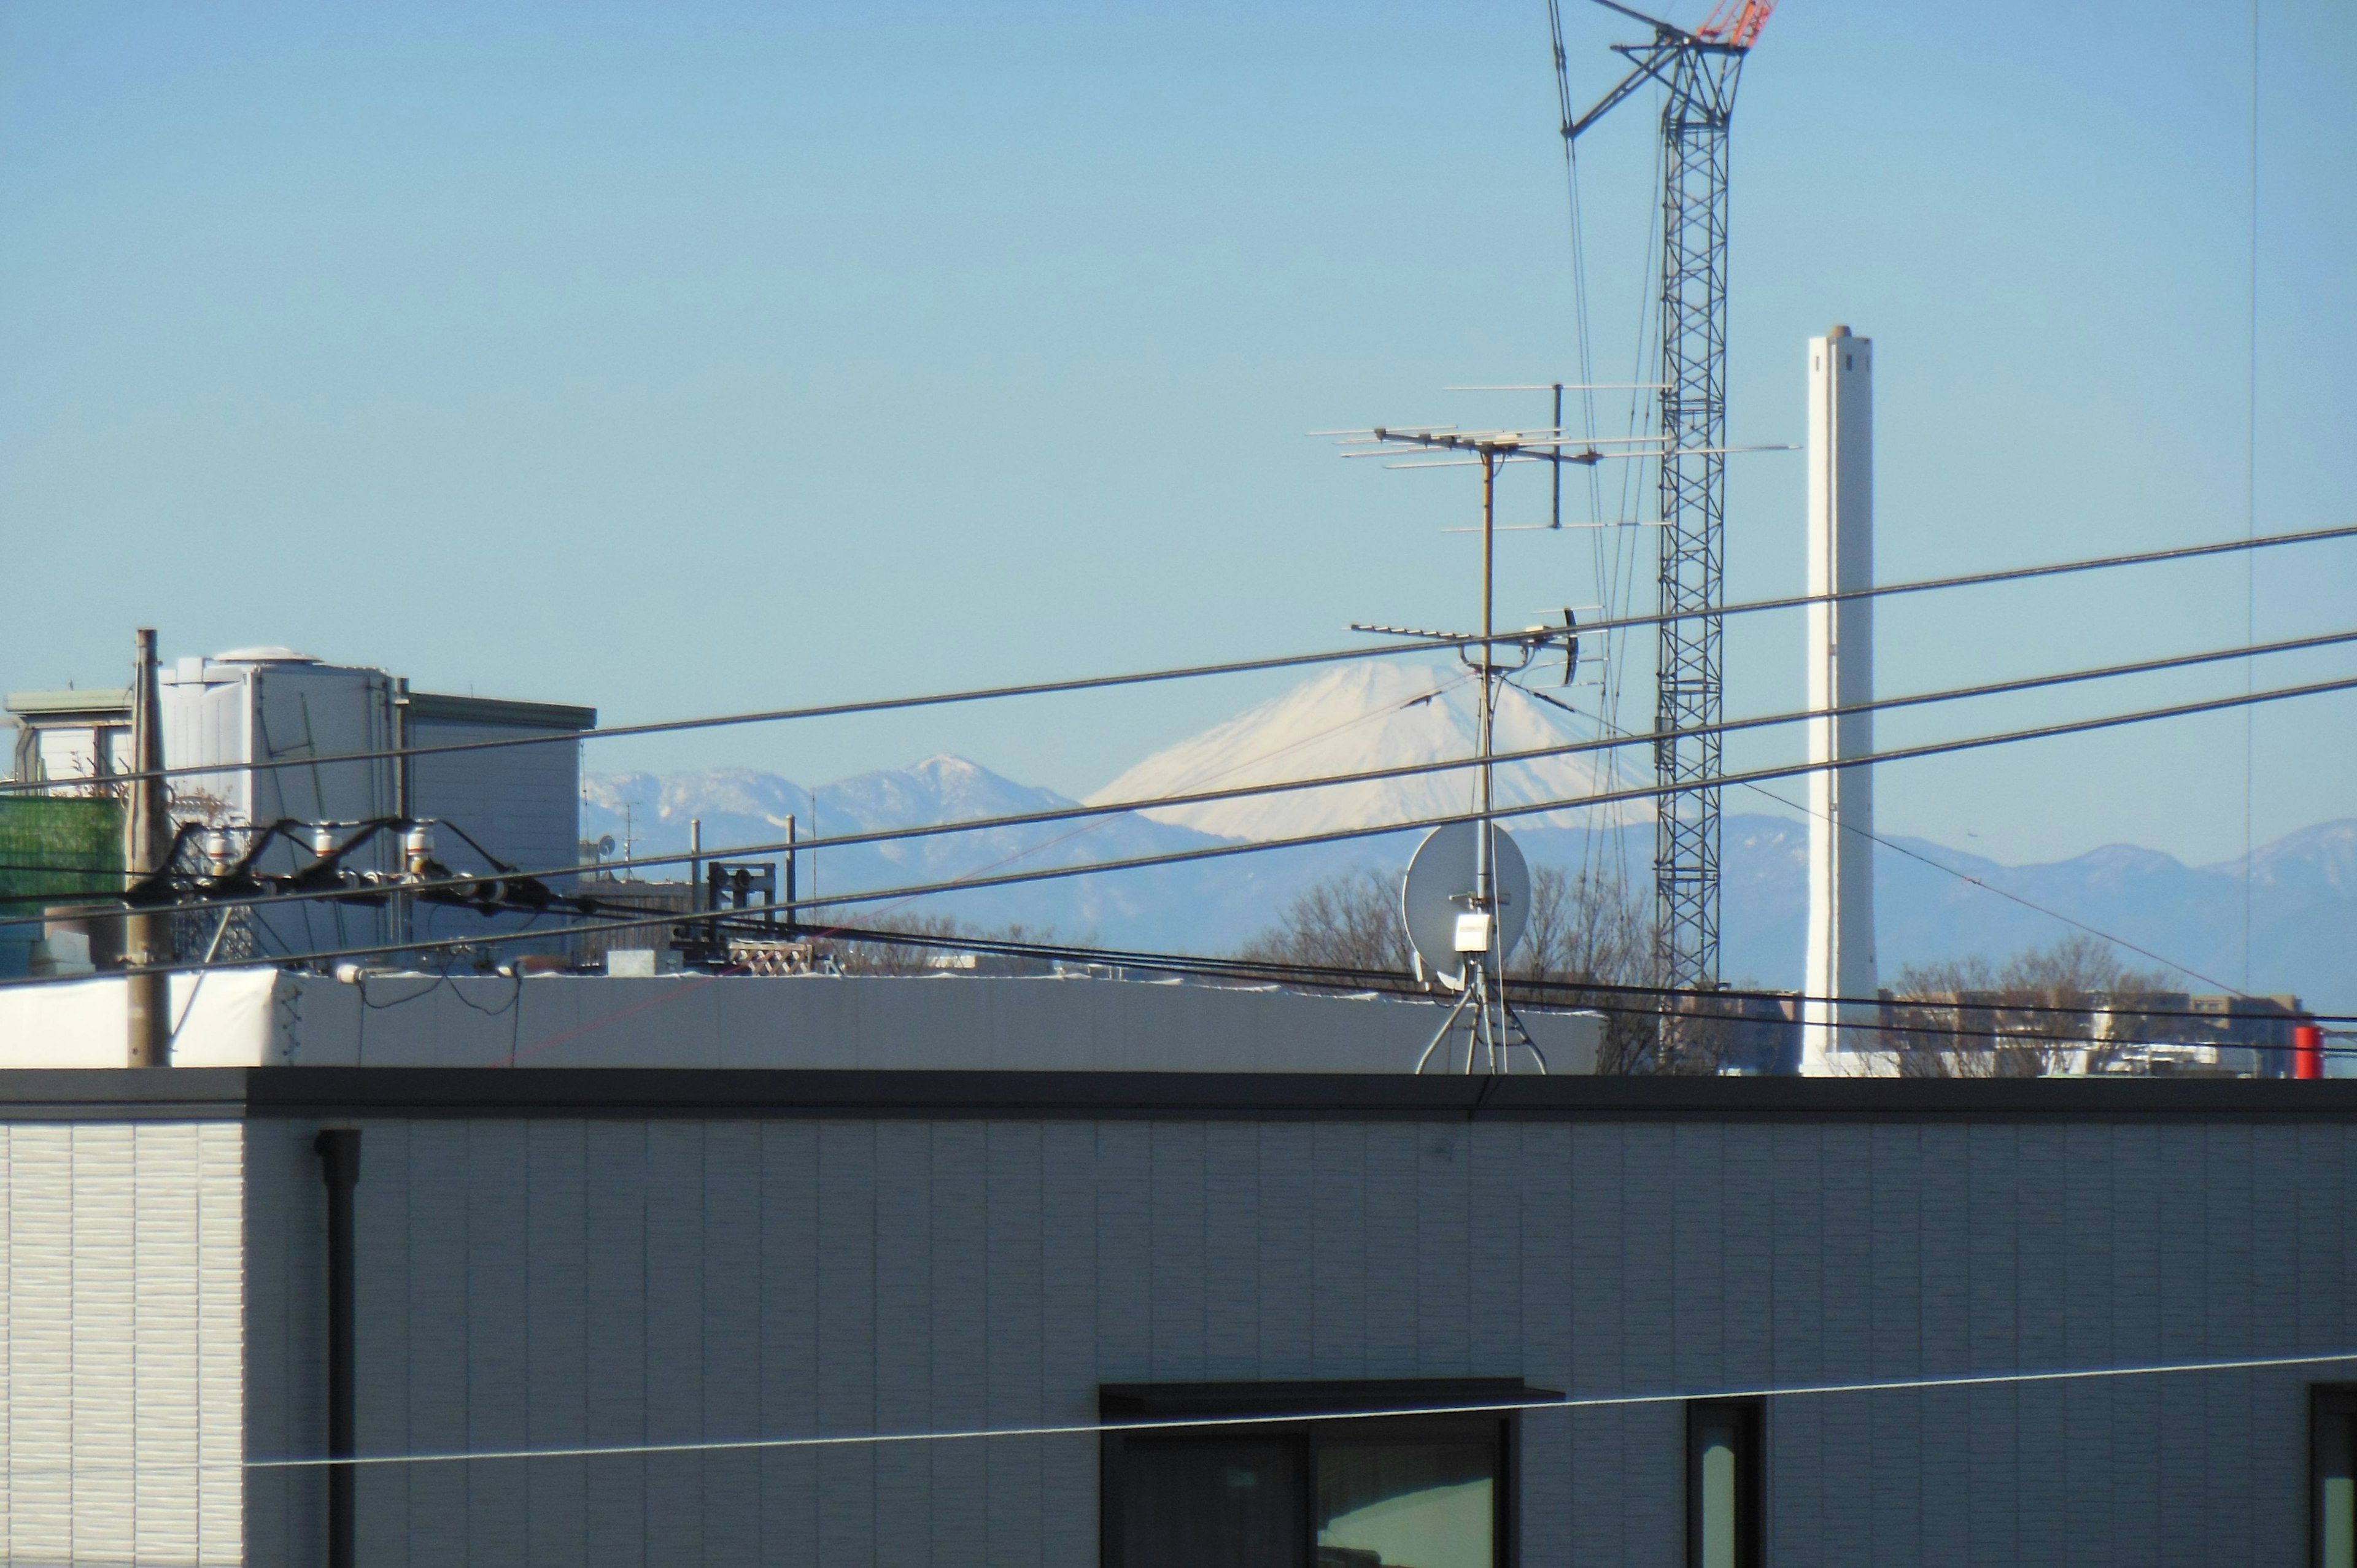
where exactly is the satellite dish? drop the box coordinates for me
[1401,821,1531,991]
[597,835,617,856]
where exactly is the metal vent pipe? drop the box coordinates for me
[314,1129,362,1568]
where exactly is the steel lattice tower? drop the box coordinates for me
[1559,1,1769,994]
[1650,42,1744,991]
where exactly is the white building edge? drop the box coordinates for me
[0,968,1603,1073]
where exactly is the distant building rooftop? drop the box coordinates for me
[405,692,598,730]
[3,688,131,718]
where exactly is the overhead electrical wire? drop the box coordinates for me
[1509,679,2262,1000]
[18,856,2351,1038]
[13,1343,2350,1481]
[6,521,2350,798]
[9,641,2347,948]
[247,882,2354,1043]
[231,1348,2357,1470]
[15,625,2348,940]
[125,886,2353,1051]
[1742,779,2256,1000]
[12,666,2355,992]
[697,914,2357,1037]
[745,921,2357,1038]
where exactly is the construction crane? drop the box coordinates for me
[1554,0,1776,1000]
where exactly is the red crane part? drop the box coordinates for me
[1696,0,1779,49]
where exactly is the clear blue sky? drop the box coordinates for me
[2,1,2350,867]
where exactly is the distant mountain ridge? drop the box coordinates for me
[582,663,2353,1011]
[584,755,1312,950]
[585,759,2352,1011]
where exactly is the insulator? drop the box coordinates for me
[403,822,435,877]
[310,824,338,859]
[204,830,234,878]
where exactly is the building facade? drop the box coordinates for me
[2,1067,2351,1566]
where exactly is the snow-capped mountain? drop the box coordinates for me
[582,767,805,849]
[579,669,2356,1012]
[582,755,1291,948]
[1086,661,1649,841]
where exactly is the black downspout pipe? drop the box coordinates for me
[314,1129,361,1568]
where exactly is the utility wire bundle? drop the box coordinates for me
[1,521,2351,1002]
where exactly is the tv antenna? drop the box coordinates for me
[1326,422,1626,1071]
[1324,417,1790,1068]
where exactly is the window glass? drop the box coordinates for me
[1686,1399,1760,1568]
[1117,1440,1302,1568]
[1693,1419,1740,1568]
[1315,1442,1496,1568]
[2320,1391,2357,1568]
[2329,1471,2356,1568]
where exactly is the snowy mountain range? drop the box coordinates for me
[582,662,2355,1010]
[581,754,1322,951]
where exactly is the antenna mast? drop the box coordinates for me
[1334,423,1603,1072]
[1558,0,1773,1002]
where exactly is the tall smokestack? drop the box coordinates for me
[1802,326,1876,1073]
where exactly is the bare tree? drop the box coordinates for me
[1886,934,2174,1078]
[1237,861,1684,1072]
[1512,865,1688,1072]
[1236,868,1413,974]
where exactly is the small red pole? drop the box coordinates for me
[2294,1022,2324,1080]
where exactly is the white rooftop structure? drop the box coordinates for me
[6,646,597,965]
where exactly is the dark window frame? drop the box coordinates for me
[2315,1384,2357,1568]
[1099,1380,1548,1568]
[1686,1396,1763,1568]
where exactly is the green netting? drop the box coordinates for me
[0,796,125,912]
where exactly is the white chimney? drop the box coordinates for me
[1802,326,1876,1073]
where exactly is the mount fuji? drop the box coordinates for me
[1087,660,1646,841]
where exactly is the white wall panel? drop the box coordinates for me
[0,1122,246,1567]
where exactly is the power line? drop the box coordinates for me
[22,670,2357,979]
[1756,781,2253,999]
[1515,680,2264,1000]
[1517,674,2253,1004]
[7,520,2350,797]
[306,897,2357,1039]
[775,921,2357,1037]
[19,624,2349,938]
[16,1345,2350,1480]
[229,1348,2357,1470]
[8,875,2346,1038]
[11,666,2353,992]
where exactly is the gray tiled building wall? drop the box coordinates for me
[239,1116,2355,1566]
[404,716,582,951]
